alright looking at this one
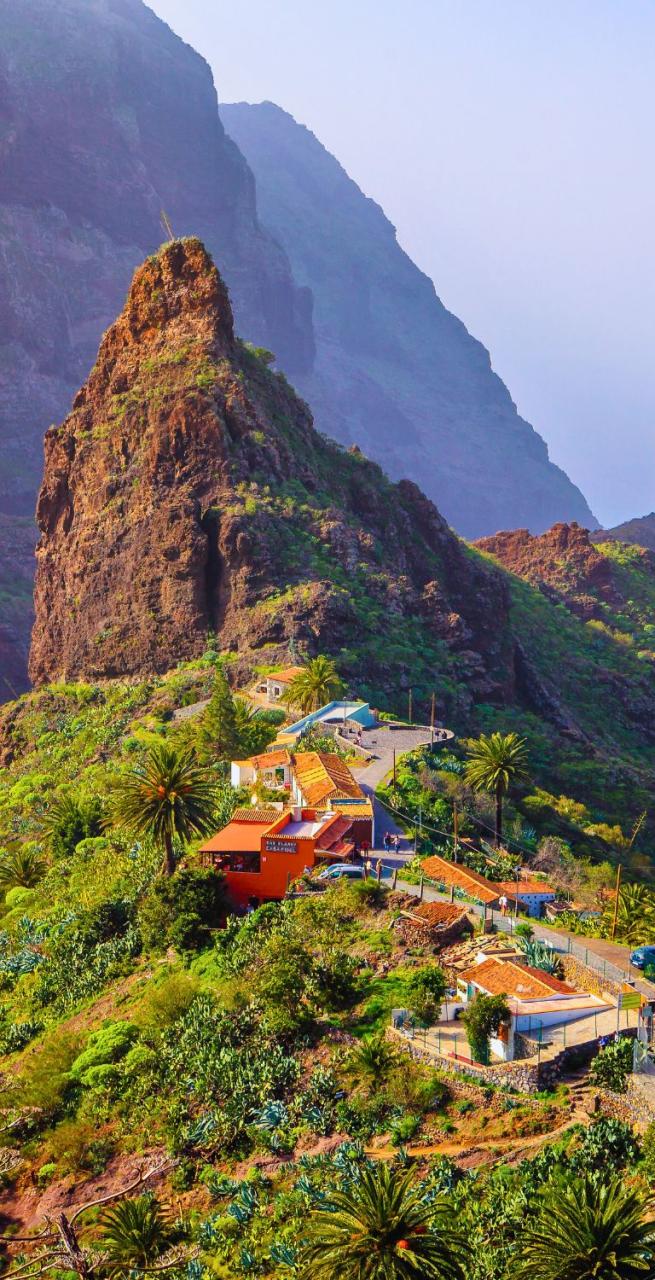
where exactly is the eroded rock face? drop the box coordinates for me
[476,523,619,619]
[29,239,512,707]
[0,0,314,696]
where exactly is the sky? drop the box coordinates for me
[149,0,654,526]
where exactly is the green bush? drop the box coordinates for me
[139,868,227,953]
[589,1036,633,1093]
[390,1113,421,1146]
[70,1021,138,1086]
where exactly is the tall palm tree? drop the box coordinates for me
[516,1173,655,1280]
[285,656,345,714]
[604,883,655,948]
[464,732,529,846]
[299,1163,469,1280]
[99,1194,174,1273]
[109,743,216,876]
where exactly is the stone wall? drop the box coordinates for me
[561,954,624,1001]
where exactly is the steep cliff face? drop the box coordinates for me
[221,101,596,541]
[30,239,512,711]
[0,0,313,523]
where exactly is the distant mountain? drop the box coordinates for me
[221,101,596,540]
[595,513,655,552]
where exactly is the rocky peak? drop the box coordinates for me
[29,240,512,710]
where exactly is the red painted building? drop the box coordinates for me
[199,806,356,907]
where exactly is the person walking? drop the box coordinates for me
[498,893,509,917]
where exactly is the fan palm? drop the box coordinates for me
[299,1162,469,1279]
[284,656,345,714]
[464,732,529,845]
[604,883,655,948]
[108,743,216,876]
[351,1034,400,1094]
[99,1194,174,1273]
[516,1173,655,1279]
[0,846,47,891]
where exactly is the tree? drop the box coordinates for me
[351,1034,400,1094]
[603,883,655,947]
[461,993,509,1065]
[99,1194,174,1274]
[109,744,216,876]
[42,793,103,860]
[407,964,447,1024]
[284,656,345,714]
[464,732,529,846]
[299,1162,469,1279]
[233,697,277,757]
[0,846,47,891]
[515,1173,655,1280]
[198,665,241,762]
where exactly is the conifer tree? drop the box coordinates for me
[199,665,241,763]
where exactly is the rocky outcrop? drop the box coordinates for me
[0,0,315,697]
[29,239,512,708]
[221,101,596,540]
[476,523,619,619]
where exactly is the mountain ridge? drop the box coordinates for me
[221,99,596,540]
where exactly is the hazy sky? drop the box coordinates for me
[149,0,654,526]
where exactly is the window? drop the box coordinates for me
[227,852,261,873]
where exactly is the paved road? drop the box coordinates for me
[394,875,655,999]
[356,723,452,860]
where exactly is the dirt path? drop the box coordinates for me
[366,1078,592,1163]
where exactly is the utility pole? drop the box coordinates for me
[453,801,459,863]
[393,748,397,801]
[430,692,436,745]
[408,688,413,724]
[610,863,622,941]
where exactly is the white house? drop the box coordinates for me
[457,955,612,1061]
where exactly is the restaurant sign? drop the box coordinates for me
[264,838,298,855]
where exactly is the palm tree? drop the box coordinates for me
[284,656,345,714]
[109,743,217,876]
[351,1034,400,1094]
[99,1194,174,1273]
[299,1162,469,1279]
[516,1173,655,1280]
[464,732,529,846]
[604,883,655,947]
[0,846,47,891]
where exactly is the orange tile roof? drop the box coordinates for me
[496,879,555,896]
[200,818,278,854]
[250,750,291,769]
[268,667,305,684]
[421,856,512,905]
[231,807,284,824]
[460,957,576,1000]
[293,752,364,806]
